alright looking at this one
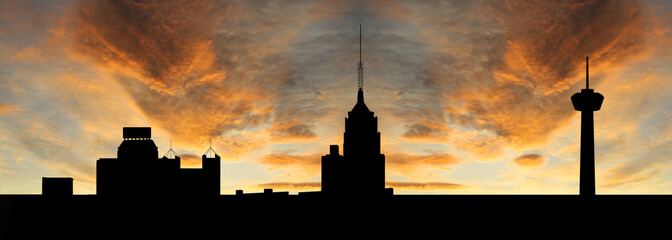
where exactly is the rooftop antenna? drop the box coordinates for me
[357,25,363,90]
[203,137,217,158]
[163,139,178,159]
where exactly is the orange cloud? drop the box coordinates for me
[253,181,467,191]
[260,153,322,168]
[258,153,324,180]
[386,152,459,177]
[0,103,21,115]
[493,0,648,94]
[270,122,318,140]
[385,182,466,190]
[254,182,321,191]
[177,154,202,168]
[408,0,652,155]
[12,45,44,63]
[305,0,351,20]
[63,0,312,146]
[401,121,450,141]
[72,0,224,94]
[513,154,546,167]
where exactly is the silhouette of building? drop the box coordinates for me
[321,26,391,196]
[571,57,604,197]
[234,188,290,200]
[96,127,220,198]
[42,177,73,197]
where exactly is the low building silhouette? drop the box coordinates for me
[42,177,73,197]
[235,188,290,200]
[96,127,220,198]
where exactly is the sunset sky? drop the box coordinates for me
[1,0,672,195]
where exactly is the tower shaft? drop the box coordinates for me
[580,108,595,196]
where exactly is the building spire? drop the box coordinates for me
[586,56,590,89]
[357,25,363,90]
[351,25,369,112]
[163,139,178,159]
[203,138,217,158]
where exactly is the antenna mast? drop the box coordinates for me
[163,139,178,159]
[204,138,217,158]
[586,56,590,89]
[357,25,364,90]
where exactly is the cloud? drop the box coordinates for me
[254,182,321,191]
[0,103,21,115]
[271,123,318,140]
[597,123,672,190]
[68,0,316,144]
[385,182,466,190]
[72,0,225,94]
[254,181,467,191]
[177,154,202,168]
[260,153,321,166]
[600,161,664,189]
[12,45,44,63]
[258,152,323,180]
[0,110,97,184]
[401,122,449,141]
[513,154,546,167]
[492,0,648,93]
[386,152,459,177]
[400,0,650,155]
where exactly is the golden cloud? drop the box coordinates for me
[411,0,651,155]
[260,153,320,166]
[178,154,202,168]
[253,182,467,191]
[493,0,648,94]
[258,153,324,180]
[72,0,224,94]
[401,121,450,141]
[270,123,318,140]
[385,182,466,190]
[66,0,312,144]
[0,103,21,115]
[254,182,321,191]
[386,152,459,177]
[513,154,546,167]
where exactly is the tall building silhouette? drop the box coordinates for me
[96,127,220,198]
[321,26,389,196]
[571,57,604,197]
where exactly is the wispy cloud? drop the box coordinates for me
[386,182,466,190]
[254,182,321,191]
[253,181,467,191]
[0,103,21,115]
[513,154,546,167]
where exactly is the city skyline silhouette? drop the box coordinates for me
[3,50,670,235]
[2,0,672,235]
[2,27,607,200]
